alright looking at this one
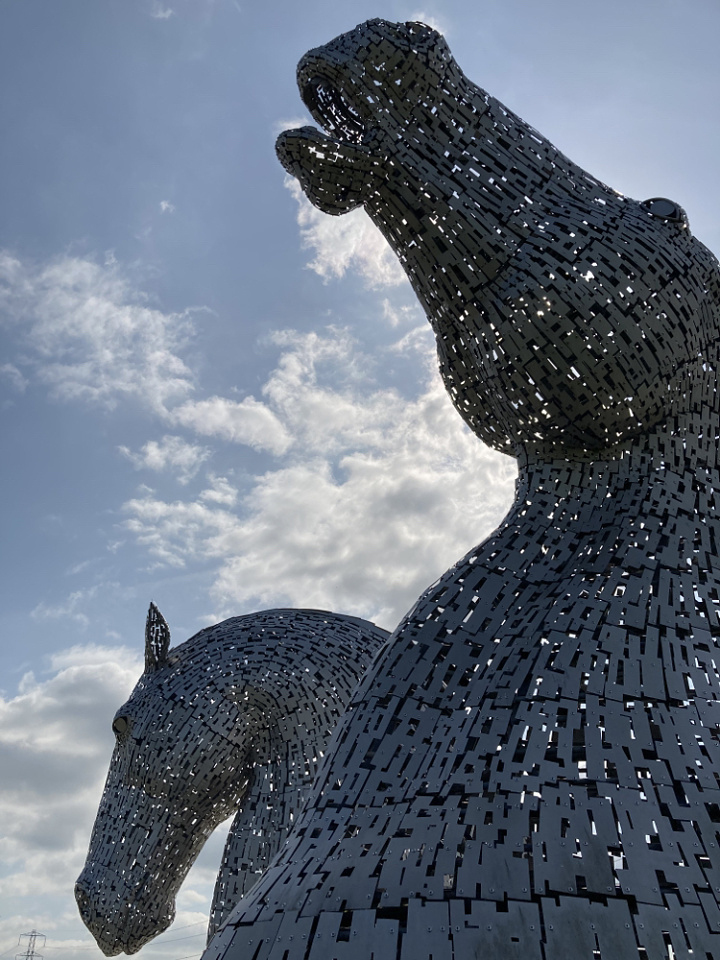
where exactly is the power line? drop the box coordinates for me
[40,919,207,954]
[154,932,206,945]
[157,921,207,934]
[41,946,98,955]
[7,918,208,960]
[42,925,206,953]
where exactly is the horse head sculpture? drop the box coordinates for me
[75,605,387,955]
[277,19,720,459]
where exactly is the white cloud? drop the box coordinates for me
[0,252,196,413]
[0,645,141,900]
[273,115,314,137]
[159,200,175,213]
[171,395,293,454]
[30,587,100,627]
[408,9,450,35]
[258,327,402,456]
[149,2,174,18]
[119,434,210,483]
[381,298,424,328]
[123,328,516,629]
[0,362,28,392]
[199,474,237,506]
[123,477,242,568]
[285,178,407,289]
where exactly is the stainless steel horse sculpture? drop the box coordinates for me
[75,604,387,955]
[80,16,720,960]
[206,19,720,960]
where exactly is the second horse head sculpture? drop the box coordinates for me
[75,605,387,954]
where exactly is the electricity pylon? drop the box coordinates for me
[16,931,45,960]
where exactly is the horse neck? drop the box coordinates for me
[207,715,323,941]
[203,613,386,940]
[484,398,720,590]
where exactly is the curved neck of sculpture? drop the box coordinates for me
[493,376,720,583]
[207,748,313,941]
[191,614,387,940]
[517,346,720,479]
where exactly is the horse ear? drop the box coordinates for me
[145,602,171,673]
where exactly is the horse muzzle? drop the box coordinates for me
[75,870,175,956]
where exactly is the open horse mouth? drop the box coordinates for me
[275,60,381,215]
[298,64,371,146]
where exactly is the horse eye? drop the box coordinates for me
[112,716,130,738]
[641,197,689,226]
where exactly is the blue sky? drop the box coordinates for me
[0,1,718,958]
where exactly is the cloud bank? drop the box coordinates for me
[286,179,407,288]
[123,327,516,629]
[0,244,516,631]
[0,252,195,413]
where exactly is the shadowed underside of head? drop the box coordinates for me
[277,18,720,457]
